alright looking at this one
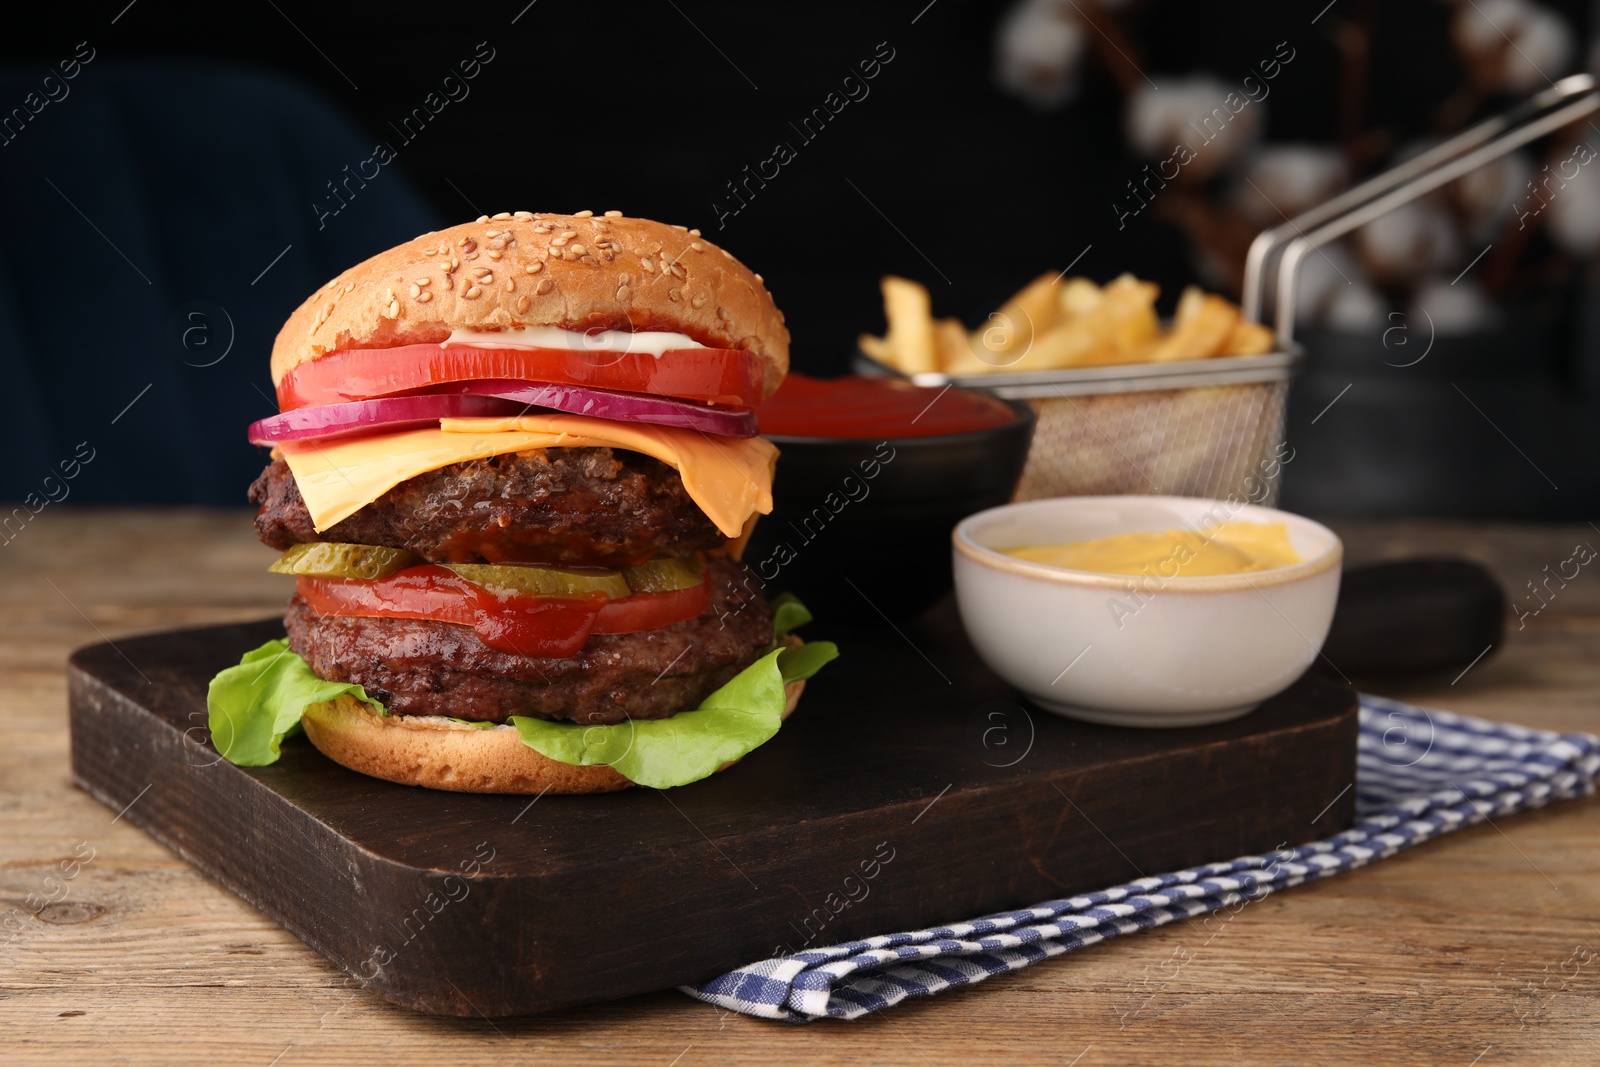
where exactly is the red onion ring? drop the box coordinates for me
[249,381,758,445]
[431,379,758,438]
[248,394,530,445]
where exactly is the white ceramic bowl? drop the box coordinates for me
[952,496,1342,727]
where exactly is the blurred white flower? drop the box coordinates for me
[1545,156,1600,254]
[1355,200,1461,287]
[1292,242,1365,325]
[1409,277,1499,334]
[1454,151,1535,240]
[1324,281,1388,333]
[1125,75,1262,180]
[1233,144,1347,228]
[1452,0,1574,93]
[994,0,1090,109]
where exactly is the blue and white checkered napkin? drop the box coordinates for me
[685,695,1600,1022]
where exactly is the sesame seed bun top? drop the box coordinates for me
[271,211,791,398]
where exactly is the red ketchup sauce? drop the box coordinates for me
[757,373,1016,439]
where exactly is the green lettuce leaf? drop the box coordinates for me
[204,596,838,787]
[769,592,813,638]
[206,639,384,766]
[511,639,838,789]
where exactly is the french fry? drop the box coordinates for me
[1172,285,1205,328]
[978,272,1061,363]
[881,276,937,374]
[858,331,897,367]
[1012,318,1105,370]
[935,317,992,375]
[868,268,1270,375]
[1097,274,1160,355]
[1060,277,1102,318]
[1147,293,1240,362]
[1221,318,1276,356]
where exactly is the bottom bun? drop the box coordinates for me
[300,672,807,795]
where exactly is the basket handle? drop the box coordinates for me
[1239,73,1600,343]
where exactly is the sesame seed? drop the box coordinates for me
[690,293,707,309]
[561,230,577,238]
[503,278,515,292]
[668,288,682,302]
[604,210,623,217]
[487,250,503,260]
[414,277,431,286]
[476,215,489,223]
[570,244,586,255]
[690,241,704,252]
[486,230,500,238]
[464,286,483,299]
[492,212,512,220]
[573,209,594,219]
[417,291,433,303]
[383,299,399,319]
[514,211,534,220]
[525,262,543,274]
[717,306,731,320]
[441,274,453,290]
[672,224,688,232]
[754,273,763,283]
[536,278,554,295]
[616,284,632,300]
[689,229,702,237]
[409,284,421,298]
[550,237,569,247]
[516,294,531,312]
[641,259,655,272]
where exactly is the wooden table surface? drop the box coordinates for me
[3,509,1597,1066]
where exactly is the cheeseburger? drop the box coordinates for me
[207,211,834,793]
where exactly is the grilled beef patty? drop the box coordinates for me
[250,448,727,568]
[284,556,772,725]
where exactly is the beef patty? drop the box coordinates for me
[284,556,772,725]
[250,448,727,568]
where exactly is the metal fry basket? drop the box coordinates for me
[857,73,1600,506]
[851,354,1297,503]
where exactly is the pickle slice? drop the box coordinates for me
[445,563,631,600]
[269,542,421,580]
[622,556,707,594]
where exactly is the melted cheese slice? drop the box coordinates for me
[277,414,777,538]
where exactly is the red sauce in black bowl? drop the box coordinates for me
[757,373,1017,439]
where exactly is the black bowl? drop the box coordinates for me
[744,397,1035,622]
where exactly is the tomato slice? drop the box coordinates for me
[295,565,711,656]
[594,582,711,634]
[277,344,764,411]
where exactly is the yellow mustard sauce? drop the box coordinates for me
[1003,521,1301,577]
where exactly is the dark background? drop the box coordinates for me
[1,0,1596,517]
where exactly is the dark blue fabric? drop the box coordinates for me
[0,61,442,505]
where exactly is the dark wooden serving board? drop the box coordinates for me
[68,601,1357,1017]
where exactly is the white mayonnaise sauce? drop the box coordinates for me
[443,325,705,357]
